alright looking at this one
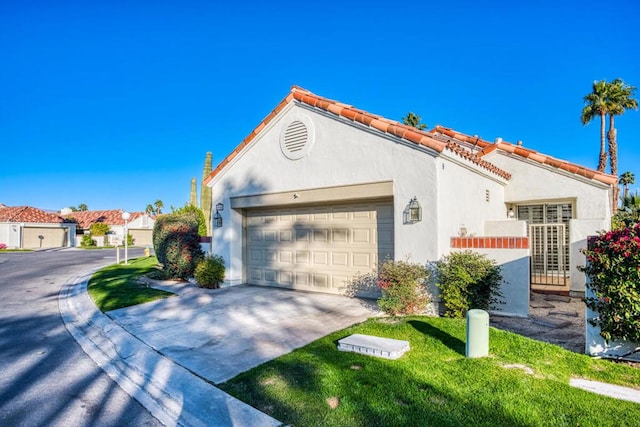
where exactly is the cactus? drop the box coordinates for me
[190,177,197,207]
[201,152,213,235]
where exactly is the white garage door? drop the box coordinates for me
[23,227,67,249]
[245,201,394,294]
[130,229,153,247]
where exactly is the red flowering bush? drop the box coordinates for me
[153,212,204,279]
[579,224,640,342]
[0,243,7,250]
[376,259,431,315]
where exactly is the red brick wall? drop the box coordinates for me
[450,236,529,249]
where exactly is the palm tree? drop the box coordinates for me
[606,79,638,210]
[154,199,164,215]
[619,171,635,199]
[402,112,427,130]
[581,80,610,172]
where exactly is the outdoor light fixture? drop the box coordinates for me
[508,208,515,219]
[213,202,223,228]
[122,211,130,264]
[404,196,422,224]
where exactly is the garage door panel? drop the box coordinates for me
[264,270,277,282]
[295,251,310,264]
[332,229,349,243]
[313,251,328,265]
[280,230,293,242]
[352,252,372,268]
[246,201,394,295]
[279,251,293,263]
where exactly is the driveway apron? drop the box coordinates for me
[107,284,379,384]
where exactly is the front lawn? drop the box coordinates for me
[87,256,174,311]
[219,316,640,426]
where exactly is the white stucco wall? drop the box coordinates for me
[585,285,640,362]
[485,152,612,220]
[570,219,608,295]
[209,103,443,284]
[484,220,527,236]
[436,158,508,258]
[0,223,19,248]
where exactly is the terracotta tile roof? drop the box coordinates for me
[204,86,512,184]
[431,126,617,185]
[62,210,147,229]
[0,206,68,223]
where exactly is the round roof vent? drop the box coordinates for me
[280,116,314,160]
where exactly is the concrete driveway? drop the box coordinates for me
[108,283,379,384]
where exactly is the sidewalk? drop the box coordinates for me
[59,273,282,427]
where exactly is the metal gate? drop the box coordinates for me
[529,223,569,287]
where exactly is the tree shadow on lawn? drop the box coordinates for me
[221,342,528,427]
[408,319,465,356]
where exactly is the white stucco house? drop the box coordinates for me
[204,86,615,317]
[61,209,155,246]
[0,206,77,249]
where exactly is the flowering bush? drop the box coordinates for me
[579,225,640,342]
[0,243,7,250]
[435,251,503,318]
[153,212,204,279]
[376,259,431,315]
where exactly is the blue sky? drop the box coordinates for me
[1,1,639,213]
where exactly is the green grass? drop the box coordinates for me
[88,256,174,311]
[0,249,33,252]
[219,316,640,427]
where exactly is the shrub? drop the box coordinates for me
[376,259,431,315]
[195,255,225,288]
[435,250,503,318]
[153,212,204,279]
[0,243,7,250]
[172,204,208,236]
[81,234,96,247]
[90,222,110,236]
[127,233,134,246]
[579,225,640,343]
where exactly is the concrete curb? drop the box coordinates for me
[59,272,281,427]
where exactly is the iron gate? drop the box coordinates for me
[529,223,569,287]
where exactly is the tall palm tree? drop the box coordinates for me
[606,79,638,210]
[154,199,164,215]
[619,171,635,199]
[581,80,610,172]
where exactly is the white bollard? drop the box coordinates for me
[115,244,120,264]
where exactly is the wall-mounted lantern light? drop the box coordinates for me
[508,207,515,219]
[213,202,223,228]
[404,196,422,224]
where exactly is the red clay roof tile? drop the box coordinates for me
[431,126,616,186]
[0,206,68,223]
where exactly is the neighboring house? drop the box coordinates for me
[62,210,155,246]
[0,206,77,249]
[204,86,614,317]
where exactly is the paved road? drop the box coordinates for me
[0,248,161,426]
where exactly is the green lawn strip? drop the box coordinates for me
[219,316,640,427]
[87,256,174,312]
